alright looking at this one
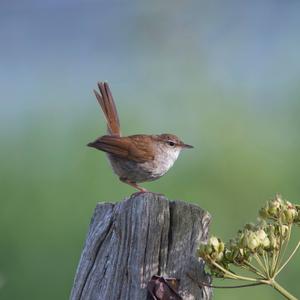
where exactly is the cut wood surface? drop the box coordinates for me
[70,192,212,300]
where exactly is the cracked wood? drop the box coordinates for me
[70,192,212,300]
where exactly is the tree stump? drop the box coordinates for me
[70,192,212,300]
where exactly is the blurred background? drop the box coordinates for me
[1,1,300,299]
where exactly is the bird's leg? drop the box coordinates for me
[119,177,148,192]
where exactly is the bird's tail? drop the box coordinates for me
[93,82,121,136]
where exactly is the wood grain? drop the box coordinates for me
[70,192,212,300]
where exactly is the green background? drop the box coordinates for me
[1,1,300,299]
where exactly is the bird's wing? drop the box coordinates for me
[95,135,155,163]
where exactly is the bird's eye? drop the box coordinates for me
[167,141,175,147]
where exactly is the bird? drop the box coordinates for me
[87,82,193,192]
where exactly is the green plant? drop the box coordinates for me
[198,195,300,300]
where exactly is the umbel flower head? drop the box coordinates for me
[198,195,300,300]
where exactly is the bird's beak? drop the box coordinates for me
[182,143,194,149]
[87,140,99,149]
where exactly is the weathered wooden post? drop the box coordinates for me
[70,192,212,300]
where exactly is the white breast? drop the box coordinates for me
[107,145,182,183]
[148,147,181,178]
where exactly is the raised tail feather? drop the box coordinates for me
[93,82,121,136]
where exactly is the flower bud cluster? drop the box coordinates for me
[259,194,298,225]
[198,236,226,277]
[198,195,299,278]
[199,236,224,262]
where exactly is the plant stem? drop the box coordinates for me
[275,225,292,276]
[211,261,259,282]
[254,253,268,275]
[243,261,265,278]
[275,241,300,276]
[271,280,298,300]
[262,251,270,277]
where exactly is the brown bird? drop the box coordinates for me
[87,82,193,192]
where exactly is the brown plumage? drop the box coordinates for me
[91,135,155,163]
[93,82,121,136]
[88,82,193,192]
